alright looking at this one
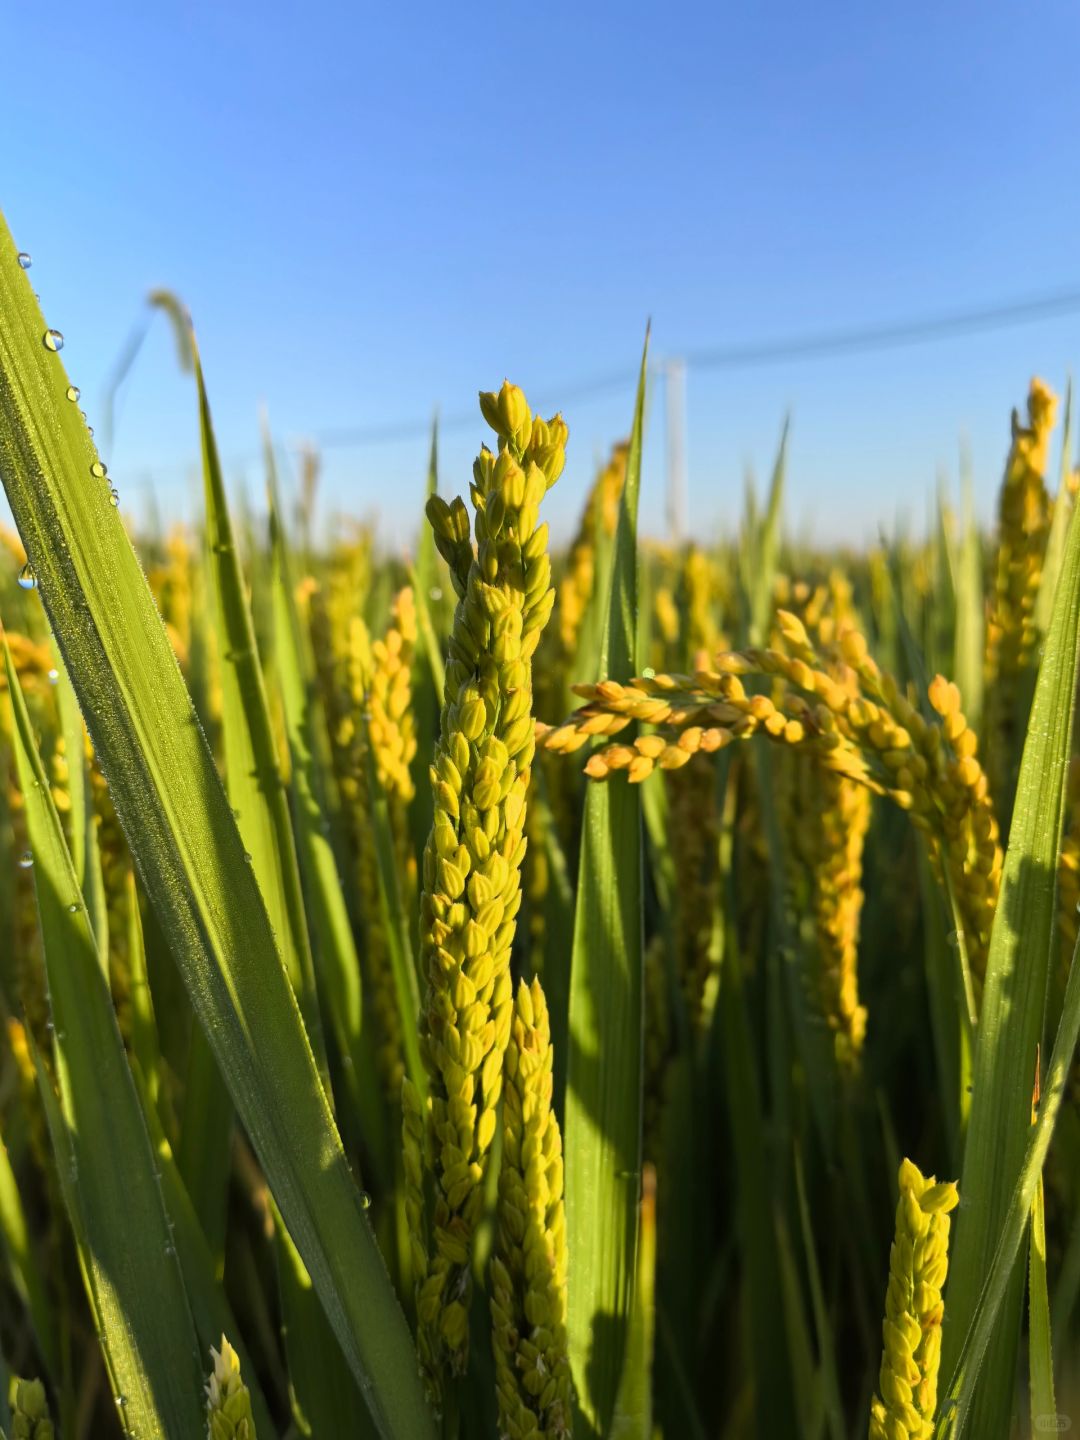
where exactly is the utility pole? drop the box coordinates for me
[664,357,688,545]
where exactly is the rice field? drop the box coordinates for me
[2,213,1080,1440]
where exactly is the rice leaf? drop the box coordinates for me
[266,440,388,1178]
[718,907,799,1436]
[1034,377,1075,643]
[132,1066,277,1440]
[1051,1175,1080,1367]
[1029,1161,1055,1437]
[408,420,443,874]
[4,632,205,1437]
[124,869,163,1115]
[0,1135,56,1378]
[794,1151,845,1440]
[940,469,1080,1439]
[52,645,109,962]
[360,716,424,1097]
[0,209,433,1440]
[564,333,648,1437]
[161,296,337,1263]
[274,1210,379,1439]
[175,1024,233,1268]
[745,415,789,644]
[409,565,447,710]
[609,1166,657,1440]
[157,293,328,1078]
[774,1209,823,1440]
[952,448,984,731]
[50,644,85,888]
[936,927,1080,1434]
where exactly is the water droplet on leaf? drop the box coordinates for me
[17,850,33,869]
[43,329,64,352]
[66,384,80,402]
[17,561,36,590]
[17,252,31,269]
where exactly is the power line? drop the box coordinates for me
[311,367,637,451]
[107,285,1080,475]
[684,286,1080,369]
[304,285,1080,452]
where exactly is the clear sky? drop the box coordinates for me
[6,2,1080,549]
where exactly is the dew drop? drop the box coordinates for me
[17,850,33,869]
[243,851,253,864]
[66,384,80,402]
[48,667,59,684]
[17,251,31,269]
[91,461,106,479]
[109,488,119,507]
[430,586,443,601]
[642,666,657,679]
[17,561,36,590]
[43,329,64,353]
[68,902,79,913]
[359,1190,372,1211]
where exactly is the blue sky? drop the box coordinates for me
[6,2,1080,548]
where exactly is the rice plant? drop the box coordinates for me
[3,208,1080,1440]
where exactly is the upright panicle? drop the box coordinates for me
[984,378,1058,814]
[555,439,628,671]
[349,589,419,1098]
[869,1160,958,1440]
[7,1377,55,1440]
[205,1336,257,1440]
[403,381,566,1399]
[490,978,573,1439]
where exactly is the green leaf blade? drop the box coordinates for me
[941,457,1080,1438]
[4,634,205,1438]
[565,334,648,1437]
[0,210,433,1440]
